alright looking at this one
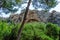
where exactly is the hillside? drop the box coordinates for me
[8,10,60,26]
[9,10,49,23]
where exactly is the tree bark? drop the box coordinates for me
[16,0,31,40]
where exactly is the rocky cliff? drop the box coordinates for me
[9,10,50,23]
[8,10,60,26]
[48,10,60,26]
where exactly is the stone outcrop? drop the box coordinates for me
[47,10,60,26]
[24,10,41,22]
[9,10,41,23]
[9,14,21,23]
[9,10,60,26]
[9,10,51,23]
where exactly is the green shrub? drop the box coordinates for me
[0,21,60,40]
[46,23,59,40]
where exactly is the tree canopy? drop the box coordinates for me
[0,0,22,13]
[32,0,57,10]
[0,0,58,13]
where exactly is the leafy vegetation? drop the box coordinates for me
[0,0,57,13]
[0,21,59,40]
[0,0,21,8]
[0,0,59,40]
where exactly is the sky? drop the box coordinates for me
[0,0,60,18]
[50,1,60,12]
[16,0,60,13]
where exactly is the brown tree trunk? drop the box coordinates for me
[16,0,32,40]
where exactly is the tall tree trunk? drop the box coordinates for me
[16,0,31,40]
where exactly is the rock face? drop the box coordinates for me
[24,10,41,22]
[9,10,41,23]
[9,14,21,23]
[9,10,60,26]
[9,10,52,23]
[47,10,60,26]
[36,10,50,22]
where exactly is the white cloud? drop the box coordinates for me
[0,12,11,18]
[50,3,60,12]
[57,0,60,1]
[29,3,35,10]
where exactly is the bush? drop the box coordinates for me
[46,23,59,40]
[0,21,60,40]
